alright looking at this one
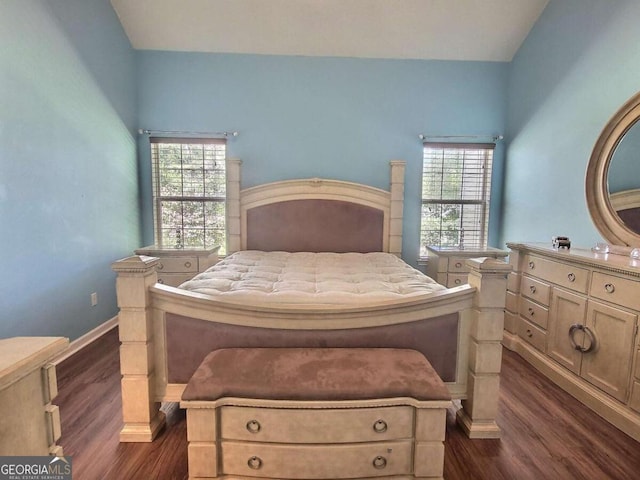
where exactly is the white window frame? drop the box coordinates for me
[150,137,227,253]
[420,142,494,256]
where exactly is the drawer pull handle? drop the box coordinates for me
[529,285,537,294]
[568,324,598,353]
[455,262,463,268]
[604,283,615,293]
[157,263,164,270]
[528,261,535,269]
[157,278,165,285]
[528,307,535,316]
[526,329,533,338]
[373,419,388,433]
[568,273,576,282]
[246,420,261,433]
[184,261,192,268]
[454,278,462,285]
[372,456,387,470]
[248,456,263,470]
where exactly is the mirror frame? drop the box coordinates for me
[586,90,640,247]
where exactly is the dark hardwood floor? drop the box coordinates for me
[56,329,640,479]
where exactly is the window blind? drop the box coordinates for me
[150,137,227,252]
[420,143,494,254]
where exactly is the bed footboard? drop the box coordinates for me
[112,256,510,442]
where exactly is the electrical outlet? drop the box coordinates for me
[90,292,98,307]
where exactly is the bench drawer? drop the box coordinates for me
[220,406,413,443]
[221,440,413,478]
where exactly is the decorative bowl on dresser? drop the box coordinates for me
[504,242,640,442]
[134,245,220,287]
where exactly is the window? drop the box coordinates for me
[151,137,227,253]
[420,143,494,256]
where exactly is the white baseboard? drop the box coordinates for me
[52,316,118,365]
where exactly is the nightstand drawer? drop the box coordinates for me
[156,256,198,273]
[221,440,413,479]
[590,272,640,310]
[220,406,413,443]
[446,274,467,287]
[448,257,469,273]
[157,273,198,287]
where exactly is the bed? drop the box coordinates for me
[113,159,511,442]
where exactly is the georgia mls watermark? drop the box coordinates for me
[0,456,72,480]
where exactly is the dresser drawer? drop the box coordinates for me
[221,440,412,478]
[524,254,589,293]
[590,272,640,310]
[506,290,519,313]
[518,317,547,353]
[156,256,198,273]
[156,273,197,287]
[220,406,413,444]
[520,275,551,306]
[519,297,549,330]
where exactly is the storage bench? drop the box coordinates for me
[180,347,451,480]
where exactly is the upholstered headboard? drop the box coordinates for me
[225,160,406,255]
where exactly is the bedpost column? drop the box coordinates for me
[226,157,242,253]
[389,160,405,257]
[457,257,511,438]
[112,256,166,442]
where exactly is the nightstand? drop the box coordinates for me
[423,246,508,287]
[134,245,220,287]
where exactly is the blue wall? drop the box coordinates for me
[501,0,640,247]
[137,52,508,264]
[0,0,139,339]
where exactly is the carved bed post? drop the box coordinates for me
[112,256,165,442]
[389,160,405,257]
[457,257,511,438]
[226,157,242,254]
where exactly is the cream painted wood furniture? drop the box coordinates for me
[504,242,640,441]
[134,245,220,287]
[112,160,511,442]
[424,246,508,288]
[0,337,69,456]
[180,348,451,480]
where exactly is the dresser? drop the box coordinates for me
[505,242,640,441]
[0,337,69,456]
[134,245,220,286]
[424,246,508,287]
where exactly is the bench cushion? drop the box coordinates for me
[181,348,451,402]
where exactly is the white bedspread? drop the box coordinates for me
[178,251,446,305]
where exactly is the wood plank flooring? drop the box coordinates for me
[55,328,640,479]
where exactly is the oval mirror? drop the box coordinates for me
[586,91,640,246]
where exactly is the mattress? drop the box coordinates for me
[178,250,446,305]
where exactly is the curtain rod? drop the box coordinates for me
[138,129,239,138]
[419,134,503,143]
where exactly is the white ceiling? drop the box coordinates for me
[111,0,549,62]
